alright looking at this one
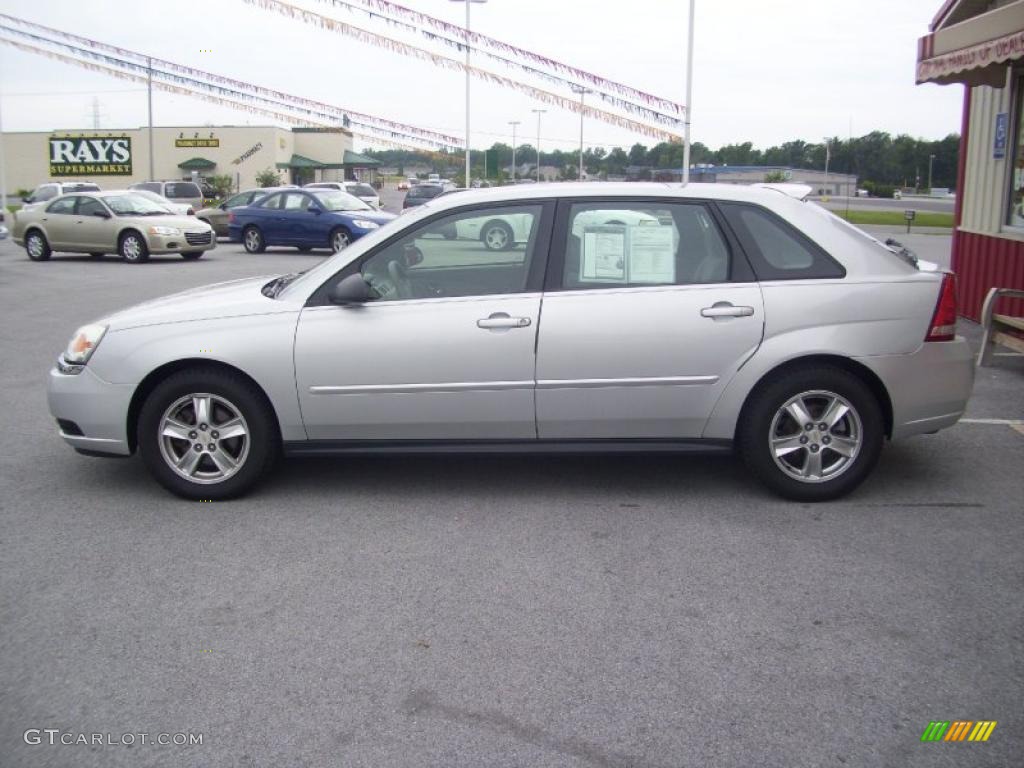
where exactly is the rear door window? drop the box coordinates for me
[165,182,201,199]
[34,185,58,202]
[46,197,77,214]
[134,182,161,194]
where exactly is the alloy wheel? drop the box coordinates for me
[483,226,509,250]
[27,234,45,259]
[768,389,862,483]
[122,235,143,261]
[158,393,250,485]
[244,228,262,252]
[332,230,351,252]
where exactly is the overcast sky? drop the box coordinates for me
[0,0,962,153]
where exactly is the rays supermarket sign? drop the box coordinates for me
[49,136,133,176]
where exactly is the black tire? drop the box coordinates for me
[181,251,204,260]
[119,230,149,263]
[25,230,51,261]
[89,252,105,259]
[330,227,352,253]
[738,366,884,502]
[137,367,279,500]
[480,220,514,251]
[242,225,266,254]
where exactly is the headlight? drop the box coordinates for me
[61,323,107,371]
[148,225,181,236]
[351,219,380,230]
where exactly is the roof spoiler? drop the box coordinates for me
[751,182,813,200]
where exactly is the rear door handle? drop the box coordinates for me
[477,312,531,329]
[701,302,754,318]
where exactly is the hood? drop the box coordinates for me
[100,274,285,331]
[337,209,395,224]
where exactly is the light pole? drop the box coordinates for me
[928,153,936,193]
[532,108,546,182]
[822,136,830,198]
[147,56,154,181]
[508,120,520,182]
[571,85,592,181]
[682,0,695,184]
[0,46,7,215]
[449,0,487,187]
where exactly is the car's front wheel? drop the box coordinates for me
[243,226,266,254]
[137,368,279,500]
[119,231,149,263]
[738,366,883,501]
[25,230,51,261]
[330,227,352,253]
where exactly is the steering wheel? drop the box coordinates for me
[387,259,412,299]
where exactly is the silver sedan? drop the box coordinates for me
[47,183,974,501]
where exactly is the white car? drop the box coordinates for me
[449,208,662,251]
[128,188,196,216]
[304,181,381,210]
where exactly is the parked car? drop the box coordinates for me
[228,188,396,253]
[0,224,8,240]
[13,191,215,263]
[195,188,287,237]
[304,181,381,210]
[46,183,973,501]
[129,181,204,212]
[129,188,196,216]
[21,181,101,210]
[402,183,446,209]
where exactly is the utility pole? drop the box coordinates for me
[823,136,831,198]
[928,153,936,193]
[449,0,487,187]
[682,0,695,184]
[532,108,545,182]
[508,120,520,182]
[571,85,592,181]
[0,48,7,215]
[147,56,154,180]
[91,96,102,129]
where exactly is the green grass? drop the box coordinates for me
[833,209,954,228]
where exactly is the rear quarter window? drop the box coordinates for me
[719,203,845,280]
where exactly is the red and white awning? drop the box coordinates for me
[917,0,1024,87]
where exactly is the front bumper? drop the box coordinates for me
[854,336,975,440]
[48,363,133,456]
[146,231,217,254]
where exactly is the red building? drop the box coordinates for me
[917,0,1024,321]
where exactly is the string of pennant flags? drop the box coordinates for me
[292,0,685,127]
[0,12,462,148]
[241,0,683,142]
[0,34,435,152]
[320,0,684,117]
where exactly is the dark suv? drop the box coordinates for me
[402,183,446,209]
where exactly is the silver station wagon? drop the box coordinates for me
[47,183,974,501]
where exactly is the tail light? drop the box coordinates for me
[925,272,958,342]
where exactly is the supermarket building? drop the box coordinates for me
[0,124,380,194]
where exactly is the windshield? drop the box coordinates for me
[104,193,175,216]
[311,190,371,212]
[348,183,377,197]
[130,190,175,209]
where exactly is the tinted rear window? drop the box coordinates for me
[165,182,202,199]
[410,185,443,199]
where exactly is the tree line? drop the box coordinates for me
[366,130,960,190]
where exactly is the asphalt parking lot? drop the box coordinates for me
[0,222,1022,767]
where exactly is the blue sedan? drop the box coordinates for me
[228,188,395,253]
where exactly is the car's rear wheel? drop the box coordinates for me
[119,231,149,263]
[243,226,266,254]
[330,227,352,253]
[181,252,204,260]
[25,230,51,261]
[738,366,883,501]
[137,368,279,500]
[480,220,514,251]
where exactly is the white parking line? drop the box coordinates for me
[959,418,1024,437]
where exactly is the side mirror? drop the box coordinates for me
[219,202,228,210]
[329,273,377,305]
[309,207,323,215]
[92,210,111,219]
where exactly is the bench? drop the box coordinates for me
[978,287,1024,366]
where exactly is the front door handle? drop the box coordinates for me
[477,312,532,329]
[701,302,754,319]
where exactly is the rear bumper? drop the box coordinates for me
[47,364,133,456]
[854,337,975,440]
